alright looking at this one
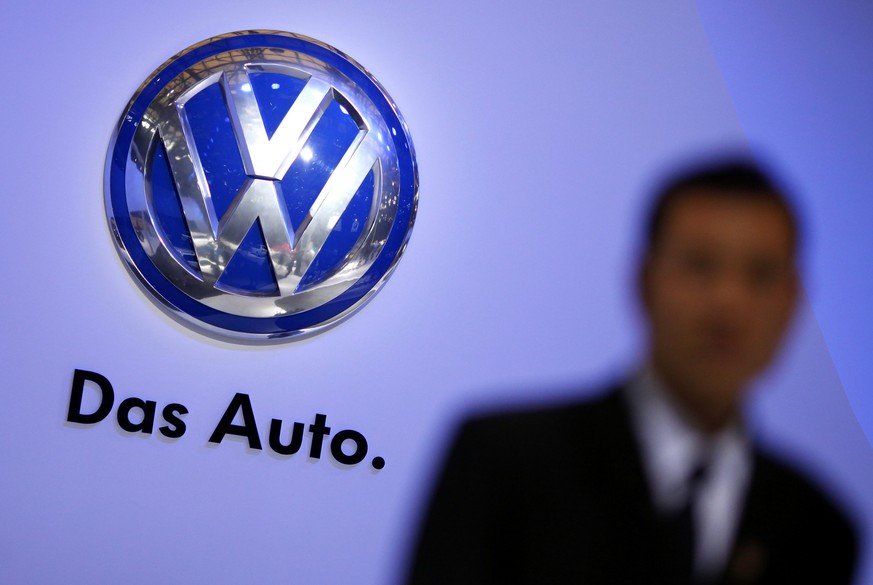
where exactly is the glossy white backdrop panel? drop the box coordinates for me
[0,1,871,584]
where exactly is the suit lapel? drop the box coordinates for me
[584,388,670,581]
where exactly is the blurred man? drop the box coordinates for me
[407,159,858,584]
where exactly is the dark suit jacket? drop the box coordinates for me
[407,387,858,585]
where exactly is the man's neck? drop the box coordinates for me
[647,362,743,435]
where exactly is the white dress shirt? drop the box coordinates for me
[626,367,753,579]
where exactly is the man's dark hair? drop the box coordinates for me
[644,158,799,255]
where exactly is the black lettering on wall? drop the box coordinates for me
[117,397,157,434]
[67,369,114,424]
[209,393,262,450]
[308,414,331,459]
[269,420,304,455]
[330,429,368,465]
[160,403,188,439]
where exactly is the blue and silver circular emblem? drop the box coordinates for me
[105,31,418,341]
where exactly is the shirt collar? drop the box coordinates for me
[626,365,749,510]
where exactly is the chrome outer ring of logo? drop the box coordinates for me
[105,31,418,342]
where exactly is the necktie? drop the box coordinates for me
[664,459,709,584]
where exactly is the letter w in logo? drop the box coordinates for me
[151,64,382,297]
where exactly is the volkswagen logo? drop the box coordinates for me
[105,31,418,341]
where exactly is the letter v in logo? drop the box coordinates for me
[105,31,418,341]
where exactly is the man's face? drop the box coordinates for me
[641,190,798,417]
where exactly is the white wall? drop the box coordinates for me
[1,1,871,583]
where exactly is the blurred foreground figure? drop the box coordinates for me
[407,158,857,585]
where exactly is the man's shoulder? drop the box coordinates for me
[743,446,860,579]
[461,384,622,429]
[752,447,858,532]
[450,384,631,461]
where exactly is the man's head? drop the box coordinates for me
[639,159,800,431]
